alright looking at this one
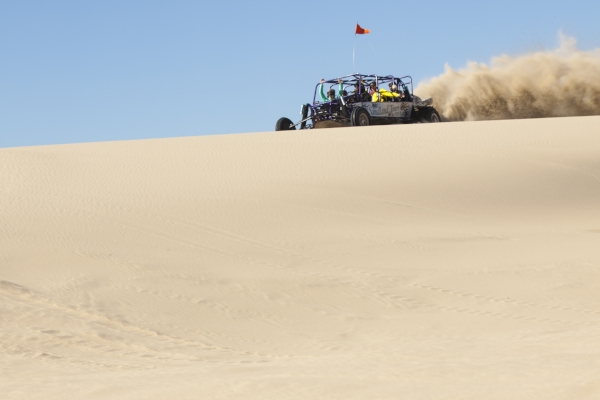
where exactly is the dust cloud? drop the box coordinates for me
[416,35,600,121]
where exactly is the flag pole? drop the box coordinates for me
[353,21,357,73]
[353,33,356,73]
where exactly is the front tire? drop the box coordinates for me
[351,107,370,126]
[275,117,296,131]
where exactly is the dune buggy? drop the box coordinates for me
[276,73,441,131]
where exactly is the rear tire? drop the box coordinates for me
[351,107,370,126]
[418,108,441,123]
[275,117,296,131]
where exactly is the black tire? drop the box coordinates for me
[418,108,441,123]
[429,109,441,122]
[275,117,296,131]
[350,107,370,127]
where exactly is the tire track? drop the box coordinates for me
[0,280,300,362]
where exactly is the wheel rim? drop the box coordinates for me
[359,113,369,126]
[431,113,440,122]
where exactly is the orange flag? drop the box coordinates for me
[355,23,370,34]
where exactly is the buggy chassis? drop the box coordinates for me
[276,73,441,131]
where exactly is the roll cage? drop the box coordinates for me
[313,74,414,105]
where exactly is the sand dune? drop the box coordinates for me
[2,116,600,399]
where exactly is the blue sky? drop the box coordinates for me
[1,0,599,148]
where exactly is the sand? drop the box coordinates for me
[2,116,600,399]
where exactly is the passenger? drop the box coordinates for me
[319,78,344,102]
[385,82,411,101]
[388,83,401,102]
[371,82,399,102]
[342,89,353,103]
[372,89,395,102]
[368,81,378,96]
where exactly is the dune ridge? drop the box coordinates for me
[2,117,600,399]
[417,35,600,121]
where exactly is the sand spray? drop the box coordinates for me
[416,34,600,121]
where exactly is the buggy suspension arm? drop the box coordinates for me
[292,116,313,127]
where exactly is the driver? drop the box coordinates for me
[353,81,370,101]
[352,80,365,93]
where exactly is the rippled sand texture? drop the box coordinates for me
[2,116,600,399]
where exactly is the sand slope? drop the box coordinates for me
[2,116,600,399]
